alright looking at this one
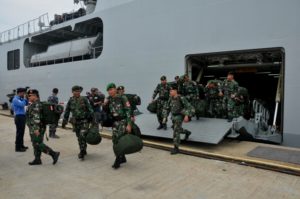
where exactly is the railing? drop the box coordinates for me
[28,46,103,67]
[0,13,50,44]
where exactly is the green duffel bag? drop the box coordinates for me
[147,100,157,113]
[132,123,142,137]
[86,126,102,145]
[113,134,143,156]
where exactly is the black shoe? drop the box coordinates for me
[112,156,121,169]
[163,124,167,130]
[78,152,85,160]
[28,159,42,165]
[120,155,127,164]
[157,124,163,130]
[21,146,28,150]
[50,151,60,165]
[170,146,179,155]
[52,135,60,139]
[15,148,26,152]
[185,131,191,140]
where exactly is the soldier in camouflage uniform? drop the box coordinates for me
[235,86,250,118]
[26,89,60,165]
[205,80,224,118]
[182,74,199,119]
[47,88,60,138]
[152,76,171,130]
[104,83,132,169]
[62,86,94,160]
[162,85,194,155]
[220,72,239,122]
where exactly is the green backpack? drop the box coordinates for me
[41,102,64,125]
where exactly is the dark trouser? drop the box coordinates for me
[49,123,58,136]
[15,115,26,150]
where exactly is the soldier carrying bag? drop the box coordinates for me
[40,102,64,125]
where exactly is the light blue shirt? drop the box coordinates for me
[12,96,28,116]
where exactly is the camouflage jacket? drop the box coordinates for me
[47,94,59,104]
[152,83,171,100]
[222,79,239,97]
[182,81,199,97]
[64,96,93,121]
[26,101,44,134]
[106,95,132,125]
[162,95,195,118]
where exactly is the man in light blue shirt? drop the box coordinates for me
[12,88,28,152]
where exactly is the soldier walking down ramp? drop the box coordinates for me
[152,76,171,130]
[62,86,94,160]
[162,85,194,155]
[26,89,60,165]
[181,74,199,119]
[104,83,133,169]
[47,88,60,138]
[220,71,239,122]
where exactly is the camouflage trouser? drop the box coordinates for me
[30,126,53,159]
[223,97,238,119]
[208,98,223,118]
[185,95,197,117]
[172,115,189,147]
[156,99,168,123]
[112,120,127,155]
[73,120,89,153]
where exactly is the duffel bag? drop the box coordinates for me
[147,100,157,113]
[113,134,143,156]
[86,126,102,145]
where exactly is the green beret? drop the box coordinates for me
[117,85,125,90]
[106,83,116,91]
[72,85,83,92]
[160,75,166,81]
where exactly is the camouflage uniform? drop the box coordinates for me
[26,100,59,164]
[205,80,224,118]
[182,80,198,117]
[106,95,132,149]
[47,94,59,137]
[222,79,239,119]
[152,83,171,125]
[63,96,93,156]
[162,96,194,148]
[235,87,250,117]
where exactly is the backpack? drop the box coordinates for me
[41,102,64,125]
[125,94,141,110]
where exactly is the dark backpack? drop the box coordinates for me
[41,102,64,125]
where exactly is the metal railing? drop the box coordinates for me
[0,13,50,44]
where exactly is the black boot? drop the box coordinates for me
[78,151,85,160]
[21,145,29,150]
[112,156,122,169]
[170,146,179,155]
[28,158,42,165]
[163,124,167,130]
[52,134,60,139]
[157,123,163,130]
[184,131,191,141]
[50,150,60,165]
[120,155,127,164]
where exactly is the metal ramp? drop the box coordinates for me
[135,113,233,144]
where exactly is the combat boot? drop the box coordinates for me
[170,146,179,155]
[184,131,191,140]
[112,156,122,169]
[157,123,163,130]
[49,150,60,165]
[163,124,167,130]
[78,151,85,160]
[120,155,127,164]
[28,158,42,165]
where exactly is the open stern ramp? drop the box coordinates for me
[136,113,232,144]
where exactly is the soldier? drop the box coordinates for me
[88,87,105,126]
[181,74,199,119]
[47,88,60,138]
[26,89,60,165]
[104,83,132,169]
[220,71,239,122]
[152,76,171,130]
[205,80,223,118]
[235,86,250,118]
[162,85,194,155]
[62,86,94,160]
[117,85,141,116]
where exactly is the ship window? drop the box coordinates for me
[7,49,20,70]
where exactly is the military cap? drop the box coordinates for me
[91,87,97,92]
[106,83,116,91]
[16,87,26,93]
[27,89,39,96]
[170,84,178,90]
[160,75,167,81]
[117,86,125,90]
[72,85,83,92]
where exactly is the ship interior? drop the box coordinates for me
[186,48,284,143]
[23,17,103,67]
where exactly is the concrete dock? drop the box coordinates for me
[1,114,300,199]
